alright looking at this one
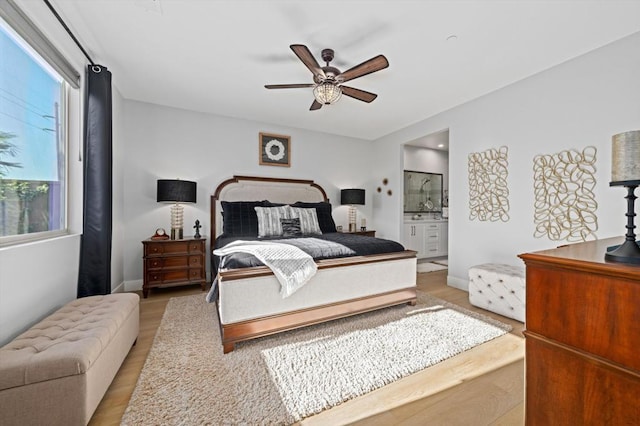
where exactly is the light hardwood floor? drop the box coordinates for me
[89,270,525,425]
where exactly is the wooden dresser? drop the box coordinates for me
[142,237,207,298]
[519,237,640,424]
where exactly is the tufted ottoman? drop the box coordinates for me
[0,293,139,426]
[468,263,525,322]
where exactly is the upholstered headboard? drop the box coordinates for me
[210,175,329,242]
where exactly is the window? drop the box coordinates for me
[0,18,67,242]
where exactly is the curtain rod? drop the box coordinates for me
[42,0,95,66]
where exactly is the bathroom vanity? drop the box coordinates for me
[402,218,448,259]
[402,170,448,258]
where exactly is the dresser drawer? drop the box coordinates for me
[526,265,640,371]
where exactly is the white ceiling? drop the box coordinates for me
[407,129,450,151]
[51,0,640,141]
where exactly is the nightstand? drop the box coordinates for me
[142,237,206,298]
[340,230,376,237]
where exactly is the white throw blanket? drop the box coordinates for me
[213,240,318,298]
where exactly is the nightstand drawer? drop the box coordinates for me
[146,255,202,270]
[188,268,204,279]
[188,255,202,267]
[147,269,188,284]
[188,241,205,253]
[142,237,207,297]
[147,268,203,284]
[144,242,187,256]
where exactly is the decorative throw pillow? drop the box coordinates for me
[280,218,302,237]
[254,205,292,237]
[221,200,267,236]
[291,202,337,233]
[289,206,322,235]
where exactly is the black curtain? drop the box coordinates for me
[78,65,112,297]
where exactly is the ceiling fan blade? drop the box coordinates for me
[341,86,378,103]
[290,44,326,79]
[338,55,389,83]
[265,84,315,89]
[310,100,323,111]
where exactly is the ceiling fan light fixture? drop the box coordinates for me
[313,82,342,105]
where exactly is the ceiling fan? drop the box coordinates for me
[264,44,389,111]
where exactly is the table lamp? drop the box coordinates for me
[341,188,365,232]
[157,179,197,240]
[605,130,640,264]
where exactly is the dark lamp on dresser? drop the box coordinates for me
[341,188,365,232]
[157,179,197,240]
[605,130,640,264]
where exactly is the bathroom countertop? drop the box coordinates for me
[404,218,448,223]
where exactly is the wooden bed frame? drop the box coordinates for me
[211,175,417,353]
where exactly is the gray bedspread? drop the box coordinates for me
[218,237,356,270]
[214,232,404,271]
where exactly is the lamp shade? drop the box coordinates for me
[341,188,365,205]
[611,130,640,183]
[157,179,197,203]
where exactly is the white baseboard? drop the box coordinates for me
[447,275,468,291]
[111,281,125,293]
[124,279,143,292]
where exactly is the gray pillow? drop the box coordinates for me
[254,205,292,237]
[289,206,322,235]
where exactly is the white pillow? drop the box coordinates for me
[289,206,322,235]
[254,206,292,237]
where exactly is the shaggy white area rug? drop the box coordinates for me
[122,292,510,425]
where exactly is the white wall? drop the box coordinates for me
[373,31,640,290]
[121,101,373,289]
[111,87,125,292]
[403,145,449,191]
[0,235,80,344]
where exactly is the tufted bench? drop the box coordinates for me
[0,293,139,426]
[468,263,525,322]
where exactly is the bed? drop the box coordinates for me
[210,175,417,353]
